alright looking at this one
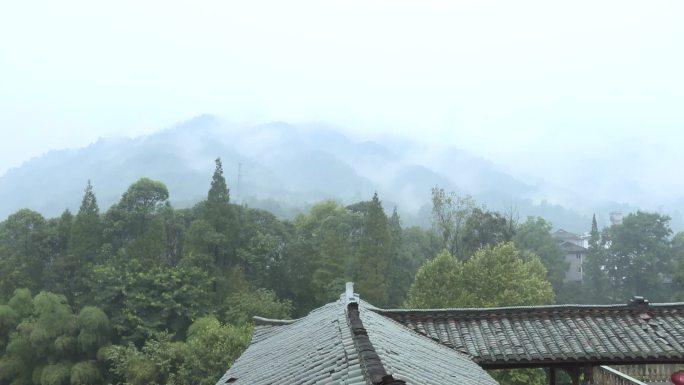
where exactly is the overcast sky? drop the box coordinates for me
[1,0,683,204]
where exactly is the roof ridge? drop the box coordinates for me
[377,302,684,315]
[252,316,298,326]
[347,302,406,385]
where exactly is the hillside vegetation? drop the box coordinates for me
[1,160,683,385]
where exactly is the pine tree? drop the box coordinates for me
[203,158,236,266]
[69,180,102,262]
[355,193,391,306]
[208,158,230,205]
[386,207,406,306]
[589,214,599,250]
[584,214,608,302]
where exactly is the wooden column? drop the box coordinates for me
[583,365,593,385]
[564,366,580,385]
[549,367,557,385]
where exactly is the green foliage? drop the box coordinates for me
[604,211,673,301]
[0,290,110,385]
[406,243,555,309]
[386,225,441,307]
[69,180,102,262]
[581,214,610,303]
[8,288,34,319]
[289,200,358,310]
[0,209,48,298]
[430,187,475,259]
[6,169,684,385]
[88,254,213,344]
[181,317,252,385]
[673,232,684,300]
[106,319,251,385]
[405,243,553,385]
[460,207,515,258]
[489,368,547,385]
[77,307,110,353]
[460,243,555,307]
[404,250,463,309]
[199,157,237,267]
[69,361,101,385]
[208,158,230,205]
[0,305,18,348]
[103,178,170,253]
[0,354,30,384]
[356,193,392,306]
[513,216,567,290]
[40,363,71,385]
[224,288,293,325]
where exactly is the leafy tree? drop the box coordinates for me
[224,288,293,325]
[405,243,553,385]
[181,317,251,385]
[0,290,110,385]
[0,210,48,298]
[287,200,358,310]
[106,318,251,385]
[460,207,515,258]
[404,250,463,309]
[406,242,554,308]
[461,242,554,307]
[604,211,673,301]
[0,304,18,350]
[42,210,81,302]
[87,253,213,345]
[513,217,567,291]
[103,178,170,257]
[387,226,441,307]
[430,187,475,259]
[672,232,684,301]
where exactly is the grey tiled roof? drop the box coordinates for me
[216,297,498,385]
[215,301,366,385]
[377,302,684,368]
[559,241,587,253]
[358,301,498,384]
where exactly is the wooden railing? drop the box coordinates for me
[610,364,684,383]
[593,366,650,385]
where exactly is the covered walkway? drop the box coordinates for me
[377,297,684,385]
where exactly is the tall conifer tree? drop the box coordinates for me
[584,214,608,301]
[69,180,102,262]
[204,158,235,266]
[208,158,230,206]
[356,193,391,306]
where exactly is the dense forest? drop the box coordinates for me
[1,158,683,385]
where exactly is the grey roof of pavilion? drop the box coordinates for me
[559,241,587,253]
[376,301,684,368]
[553,229,581,240]
[215,297,498,385]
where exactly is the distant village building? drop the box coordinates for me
[610,211,624,226]
[553,229,589,283]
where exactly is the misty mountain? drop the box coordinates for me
[0,115,627,232]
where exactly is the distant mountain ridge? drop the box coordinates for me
[0,115,633,232]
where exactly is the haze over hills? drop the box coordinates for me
[1,115,680,233]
